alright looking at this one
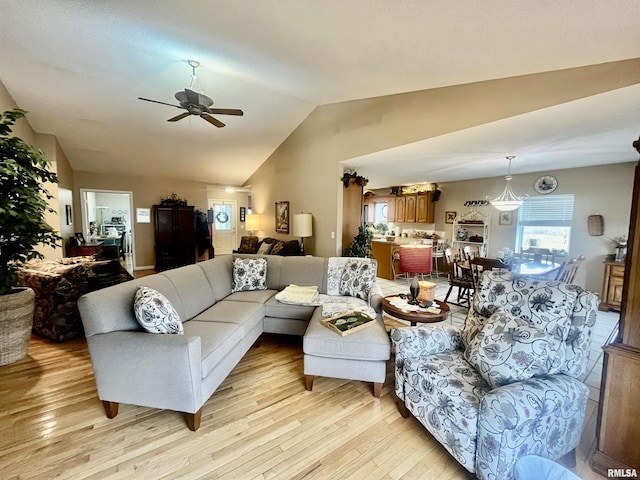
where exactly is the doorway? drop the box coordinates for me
[209,199,237,255]
[80,189,135,271]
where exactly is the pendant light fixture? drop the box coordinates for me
[487,156,528,211]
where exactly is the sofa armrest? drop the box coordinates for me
[368,282,383,313]
[391,324,462,357]
[476,374,589,480]
[87,331,203,413]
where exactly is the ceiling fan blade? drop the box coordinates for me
[209,108,244,116]
[167,112,191,122]
[138,97,183,109]
[201,114,225,128]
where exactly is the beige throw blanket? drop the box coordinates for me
[275,284,319,305]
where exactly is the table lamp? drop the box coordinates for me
[245,214,261,236]
[293,213,313,255]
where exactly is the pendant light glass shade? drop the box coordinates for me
[487,156,528,211]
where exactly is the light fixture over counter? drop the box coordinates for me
[487,156,528,211]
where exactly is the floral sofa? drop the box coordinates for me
[17,257,133,341]
[392,270,598,480]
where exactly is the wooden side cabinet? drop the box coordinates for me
[416,192,435,223]
[600,261,625,312]
[154,205,195,271]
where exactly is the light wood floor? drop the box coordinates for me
[1,332,607,479]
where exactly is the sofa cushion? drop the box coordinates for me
[161,264,215,320]
[339,258,376,300]
[182,320,244,379]
[303,309,389,361]
[270,240,285,255]
[232,257,267,292]
[473,271,578,341]
[198,255,233,302]
[265,297,317,321]
[256,242,273,255]
[226,289,278,304]
[192,300,265,337]
[133,286,183,334]
[465,309,565,389]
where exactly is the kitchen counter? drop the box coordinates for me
[371,240,433,280]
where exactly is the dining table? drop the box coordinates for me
[511,260,562,278]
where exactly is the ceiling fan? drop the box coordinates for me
[138,60,243,128]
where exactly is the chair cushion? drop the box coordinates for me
[473,271,578,341]
[464,309,565,389]
[339,258,377,300]
[232,257,267,292]
[133,286,183,334]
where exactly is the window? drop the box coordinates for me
[516,194,575,253]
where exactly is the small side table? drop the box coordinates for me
[382,295,450,327]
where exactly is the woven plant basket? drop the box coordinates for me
[0,287,35,366]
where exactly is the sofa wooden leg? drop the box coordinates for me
[559,448,576,469]
[395,394,410,418]
[305,375,315,391]
[186,409,202,432]
[102,400,119,419]
[373,382,383,398]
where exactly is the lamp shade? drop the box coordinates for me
[245,214,261,232]
[293,213,313,238]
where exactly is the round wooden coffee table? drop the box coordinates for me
[382,295,450,327]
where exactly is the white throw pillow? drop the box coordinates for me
[232,257,268,292]
[465,309,565,389]
[256,242,273,255]
[134,286,183,334]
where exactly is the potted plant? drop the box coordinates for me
[344,225,373,258]
[0,109,60,365]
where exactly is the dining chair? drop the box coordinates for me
[391,248,406,280]
[399,245,433,281]
[469,257,512,289]
[444,248,474,307]
[432,239,447,277]
[463,244,481,260]
[555,255,585,284]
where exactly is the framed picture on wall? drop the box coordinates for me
[499,211,513,225]
[65,205,72,225]
[445,211,457,224]
[239,206,246,222]
[275,201,289,233]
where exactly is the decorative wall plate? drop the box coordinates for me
[534,175,558,194]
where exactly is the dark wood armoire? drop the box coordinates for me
[153,204,195,271]
[590,138,640,475]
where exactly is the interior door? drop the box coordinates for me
[210,199,237,255]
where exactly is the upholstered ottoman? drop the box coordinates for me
[303,308,391,397]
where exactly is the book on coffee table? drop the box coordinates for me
[321,311,376,336]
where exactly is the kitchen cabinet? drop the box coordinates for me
[599,261,625,312]
[386,196,396,222]
[371,240,395,280]
[396,196,406,222]
[416,192,435,223]
[405,195,416,223]
[154,205,195,271]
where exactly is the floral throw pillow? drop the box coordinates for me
[339,258,377,300]
[465,309,565,389]
[232,257,268,292]
[134,286,183,334]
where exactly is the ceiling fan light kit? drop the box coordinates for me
[487,156,529,212]
[138,60,243,128]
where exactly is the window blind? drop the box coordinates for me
[518,194,575,226]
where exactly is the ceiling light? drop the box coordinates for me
[487,156,528,211]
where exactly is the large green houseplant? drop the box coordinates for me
[0,109,60,364]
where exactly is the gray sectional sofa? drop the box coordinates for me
[78,254,389,431]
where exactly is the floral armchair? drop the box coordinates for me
[391,271,598,480]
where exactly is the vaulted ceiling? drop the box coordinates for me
[1,1,639,188]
